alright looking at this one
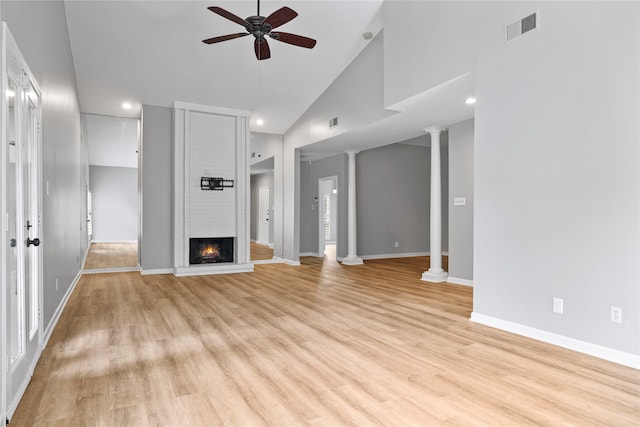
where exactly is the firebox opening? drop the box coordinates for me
[189,237,234,264]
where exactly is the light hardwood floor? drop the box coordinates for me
[12,256,639,426]
[250,241,274,261]
[83,242,138,269]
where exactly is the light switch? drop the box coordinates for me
[454,197,466,206]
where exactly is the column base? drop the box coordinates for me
[421,270,448,283]
[341,256,364,266]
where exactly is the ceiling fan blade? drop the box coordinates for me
[269,32,317,49]
[263,6,298,30]
[202,33,249,44]
[254,38,271,60]
[208,6,250,28]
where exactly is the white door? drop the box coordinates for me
[257,186,270,244]
[318,176,338,257]
[3,26,42,420]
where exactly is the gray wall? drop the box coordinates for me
[299,142,449,259]
[140,105,173,271]
[3,1,85,331]
[250,171,274,243]
[358,141,436,257]
[448,119,474,281]
[473,2,639,355]
[89,166,137,242]
[299,155,348,257]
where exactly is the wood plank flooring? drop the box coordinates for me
[11,256,639,426]
[250,242,274,261]
[83,242,138,269]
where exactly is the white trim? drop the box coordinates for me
[279,258,301,266]
[470,312,640,369]
[173,263,254,277]
[140,268,174,276]
[361,251,429,260]
[299,252,321,257]
[81,267,140,275]
[447,277,474,287]
[42,272,81,349]
[251,258,282,265]
[172,101,250,118]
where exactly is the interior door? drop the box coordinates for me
[258,186,269,244]
[3,25,42,420]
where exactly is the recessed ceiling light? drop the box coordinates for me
[363,32,373,40]
[122,102,132,110]
[6,90,15,97]
[465,97,476,105]
[256,119,264,126]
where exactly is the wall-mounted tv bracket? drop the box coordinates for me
[201,177,234,191]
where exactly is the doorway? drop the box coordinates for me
[318,176,338,260]
[82,114,139,272]
[2,25,43,421]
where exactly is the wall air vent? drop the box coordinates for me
[506,11,538,42]
[329,117,339,128]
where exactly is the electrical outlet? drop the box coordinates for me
[553,297,563,314]
[394,241,399,248]
[610,306,622,324]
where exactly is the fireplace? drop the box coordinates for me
[189,237,234,264]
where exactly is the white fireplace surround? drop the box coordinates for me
[173,101,253,276]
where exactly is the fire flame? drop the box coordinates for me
[201,245,220,258]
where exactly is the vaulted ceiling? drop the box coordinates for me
[64,0,384,135]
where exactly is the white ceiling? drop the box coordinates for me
[64,0,384,135]
[64,0,474,159]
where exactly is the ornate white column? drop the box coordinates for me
[422,127,448,282]
[342,150,363,265]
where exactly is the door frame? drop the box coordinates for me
[1,23,44,423]
[257,186,270,245]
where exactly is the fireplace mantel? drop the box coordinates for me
[173,102,253,276]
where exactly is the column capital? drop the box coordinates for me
[424,126,448,135]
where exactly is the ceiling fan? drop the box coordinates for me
[202,0,317,60]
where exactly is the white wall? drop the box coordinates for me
[283,30,390,262]
[473,2,639,360]
[85,113,138,168]
[250,132,283,257]
[89,166,137,242]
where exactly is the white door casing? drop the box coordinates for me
[257,186,270,245]
[1,23,43,422]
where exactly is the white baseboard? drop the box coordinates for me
[280,258,301,266]
[447,276,474,287]
[251,258,283,265]
[470,312,640,369]
[81,266,140,274]
[140,267,174,275]
[361,251,429,260]
[299,252,321,257]
[43,271,81,348]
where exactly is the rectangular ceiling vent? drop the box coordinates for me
[506,11,538,42]
[329,117,339,128]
